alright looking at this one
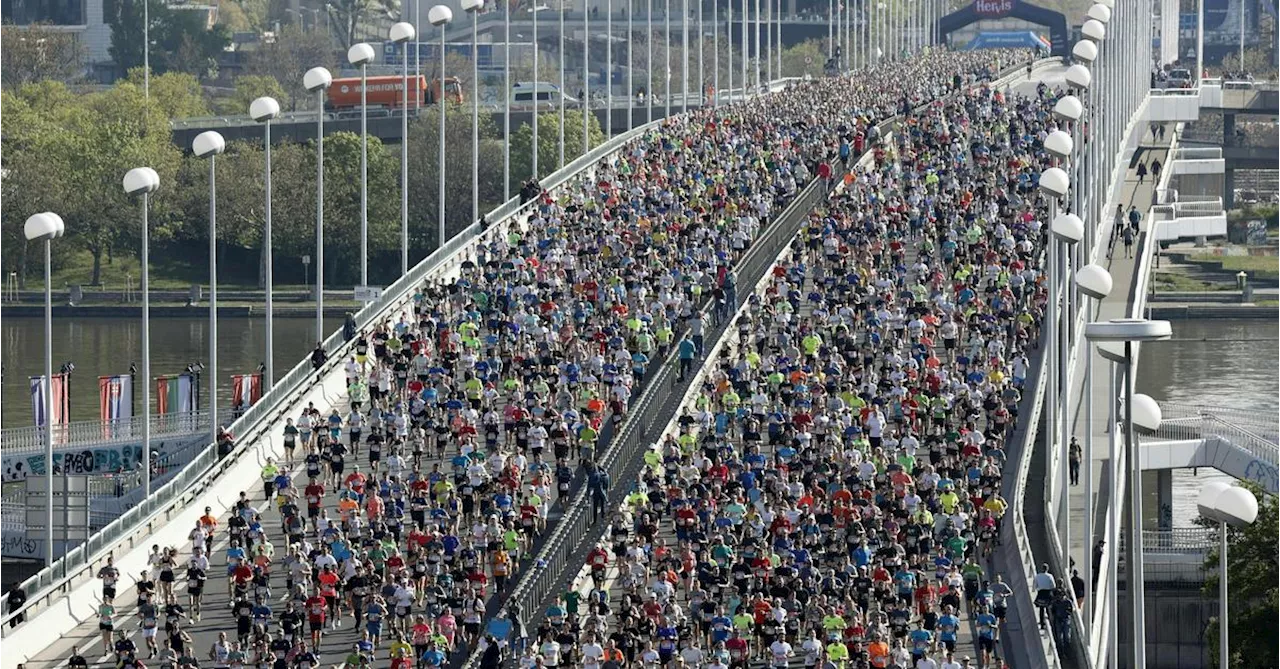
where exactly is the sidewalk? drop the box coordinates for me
[1062,127,1172,600]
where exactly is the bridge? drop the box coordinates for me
[2,38,1272,669]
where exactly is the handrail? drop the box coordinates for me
[0,76,802,641]
[1,411,212,454]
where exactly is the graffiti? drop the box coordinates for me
[1,533,42,559]
[1243,459,1279,493]
[4,443,157,482]
[974,0,1015,17]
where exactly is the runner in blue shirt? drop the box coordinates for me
[937,606,960,653]
[908,625,933,662]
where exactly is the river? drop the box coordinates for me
[1,316,342,428]
[1137,318,1279,526]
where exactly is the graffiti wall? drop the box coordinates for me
[1,435,207,482]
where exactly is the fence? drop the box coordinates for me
[1136,527,1217,553]
[1171,147,1223,161]
[0,76,801,639]
[1,411,212,454]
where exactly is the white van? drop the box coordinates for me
[511,81,578,109]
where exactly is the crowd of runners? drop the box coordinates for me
[510,62,1067,669]
[74,47,1038,669]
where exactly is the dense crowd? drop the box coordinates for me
[509,62,1070,669]
[78,48,1035,669]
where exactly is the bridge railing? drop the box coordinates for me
[1,411,212,454]
[1128,527,1217,553]
[1171,146,1223,161]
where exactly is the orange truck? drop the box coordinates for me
[326,75,463,111]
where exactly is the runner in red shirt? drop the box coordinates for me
[305,590,327,646]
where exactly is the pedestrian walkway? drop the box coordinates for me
[1062,124,1172,611]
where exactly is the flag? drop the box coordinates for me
[30,373,70,442]
[98,375,133,438]
[155,374,195,415]
[232,374,263,410]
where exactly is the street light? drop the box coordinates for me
[347,42,376,287]
[1085,317,1172,669]
[122,167,160,496]
[303,67,333,345]
[1081,19,1106,43]
[428,5,453,251]
[1087,3,1112,24]
[192,131,225,449]
[1198,482,1259,669]
[1071,40,1098,64]
[390,21,417,276]
[1074,261,1112,633]
[1039,166,1069,561]
[249,96,280,388]
[24,211,65,558]
[461,0,484,228]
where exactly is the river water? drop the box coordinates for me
[1137,318,1279,526]
[1,316,342,428]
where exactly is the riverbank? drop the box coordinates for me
[0,304,359,318]
[1147,303,1278,319]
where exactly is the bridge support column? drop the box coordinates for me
[1225,167,1236,209]
[1155,469,1173,531]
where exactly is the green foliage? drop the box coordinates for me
[1198,481,1279,669]
[507,109,606,181]
[245,26,340,112]
[327,0,400,48]
[106,0,231,76]
[125,69,211,118]
[0,22,85,88]
[221,75,288,115]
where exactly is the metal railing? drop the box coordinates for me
[0,76,803,637]
[1151,197,1225,221]
[1171,147,1223,161]
[1136,527,1218,553]
[1,411,211,453]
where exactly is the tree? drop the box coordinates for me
[246,26,340,112]
[507,109,606,181]
[780,40,828,80]
[327,0,400,49]
[0,22,84,89]
[405,102,508,244]
[106,0,231,76]
[221,75,289,116]
[1199,481,1278,669]
[125,69,211,119]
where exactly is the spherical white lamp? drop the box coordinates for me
[389,21,416,43]
[1039,167,1070,197]
[249,96,281,123]
[304,67,333,93]
[428,4,453,26]
[1066,63,1094,89]
[123,167,161,196]
[347,42,376,66]
[1088,3,1112,24]
[1052,213,1084,245]
[1131,393,1163,435]
[1054,95,1084,123]
[192,131,226,158]
[1197,481,1234,521]
[1215,487,1260,527]
[1045,130,1074,159]
[1082,19,1107,42]
[461,0,485,13]
[1072,40,1098,64]
[1076,264,1113,300]
[24,213,66,242]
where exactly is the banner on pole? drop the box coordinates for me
[155,374,195,415]
[232,374,263,413]
[30,373,70,444]
[98,375,134,438]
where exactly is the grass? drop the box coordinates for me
[1153,272,1237,292]
[1190,254,1280,280]
[16,249,318,293]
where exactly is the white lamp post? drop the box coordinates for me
[504,1,511,199]
[303,67,333,344]
[1198,482,1259,669]
[429,5,453,248]
[461,0,484,227]
[1085,317,1173,669]
[390,21,417,276]
[558,0,566,167]
[122,167,160,495]
[667,0,674,116]
[24,211,66,557]
[608,0,614,140]
[1074,262,1112,631]
[1038,165,1070,543]
[1051,210,1083,560]
[192,131,225,448]
[249,96,281,388]
[347,42,376,287]
[584,0,591,156]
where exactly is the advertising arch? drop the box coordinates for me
[939,0,1071,58]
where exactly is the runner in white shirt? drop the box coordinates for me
[801,632,823,667]
[769,639,794,669]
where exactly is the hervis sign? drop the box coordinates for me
[974,0,1015,17]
